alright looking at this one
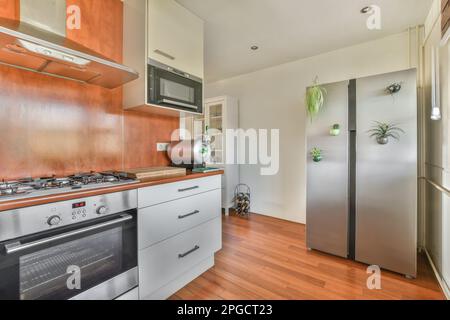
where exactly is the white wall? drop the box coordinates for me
[206,31,420,224]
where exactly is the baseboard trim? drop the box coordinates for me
[423,248,450,300]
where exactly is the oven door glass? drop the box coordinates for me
[0,211,137,300]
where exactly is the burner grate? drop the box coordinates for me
[0,171,135,198]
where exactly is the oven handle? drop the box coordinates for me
[4,214,133,255]
[158,99,198,110]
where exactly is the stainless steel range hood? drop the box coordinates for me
[0,0,138,89]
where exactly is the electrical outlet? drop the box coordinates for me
[157,143,170,152]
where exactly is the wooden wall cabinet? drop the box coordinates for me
[123,0,204,115]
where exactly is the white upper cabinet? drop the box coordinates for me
[123,0,204,114]
[148,0,204,78]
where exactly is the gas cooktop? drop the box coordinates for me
[0,171,138,202]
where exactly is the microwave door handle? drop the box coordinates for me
[4,214,133,255]
[159,99,198,110]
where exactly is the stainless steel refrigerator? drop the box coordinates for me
[306,69,417,278]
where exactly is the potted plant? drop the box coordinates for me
[306,78,327,122]
[385,83,402,95]
[310,147,323,162]
[367,121,405,145]
[330,124,341,136]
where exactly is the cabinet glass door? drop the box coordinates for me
[192,115,205,140]
[206,103,224,165]
[179,114,204,140]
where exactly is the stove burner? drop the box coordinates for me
[102,176,118,183]
[0,171,135,198]
[0,182,34,196]
[69,172,122,185]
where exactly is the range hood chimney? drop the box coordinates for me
[21,0,67,37]
[0,0,138,89]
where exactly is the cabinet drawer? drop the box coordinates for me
[139,217,221,299]
[138,175,221,208]
[139,189,221,250]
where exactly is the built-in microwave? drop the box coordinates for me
[148,59,203,114]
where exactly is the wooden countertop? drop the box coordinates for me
[0,171,224,212]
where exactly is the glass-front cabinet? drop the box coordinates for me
[180,96,240,214]
[204,101,224,165]
[180,100,225,165]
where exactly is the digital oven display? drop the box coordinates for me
[72,202,86,209]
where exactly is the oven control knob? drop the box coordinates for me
[97,206,108,215]
[47,215,61,226]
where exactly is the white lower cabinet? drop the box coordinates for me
[139,217,221,300]
[137,175,222,300]
[139,189,221,249]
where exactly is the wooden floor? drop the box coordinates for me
[171,213,445,300]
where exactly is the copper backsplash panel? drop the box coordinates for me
[0,0,179,180]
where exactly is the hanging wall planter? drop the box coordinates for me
[310,148,323,162]
[306,78,327,122]
[330,124,341,136]
[376,136,389,145]
[367,121,405,145]
[385,83,402,95]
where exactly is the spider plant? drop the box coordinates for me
[367,121,405,145]
[306,78,327,122]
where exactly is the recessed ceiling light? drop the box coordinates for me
[251,45,259,51]
[361,6,372,14]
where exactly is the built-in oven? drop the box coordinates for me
[148,59,203,114]
[0,190,138,300]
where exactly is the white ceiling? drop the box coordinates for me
[176,0,433,83]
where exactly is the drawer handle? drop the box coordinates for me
[179,245,200,259]
[178,210,200,219]
[178,186,199,193]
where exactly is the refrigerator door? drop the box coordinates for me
[306,81,349,258]
[355,69,417,277]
